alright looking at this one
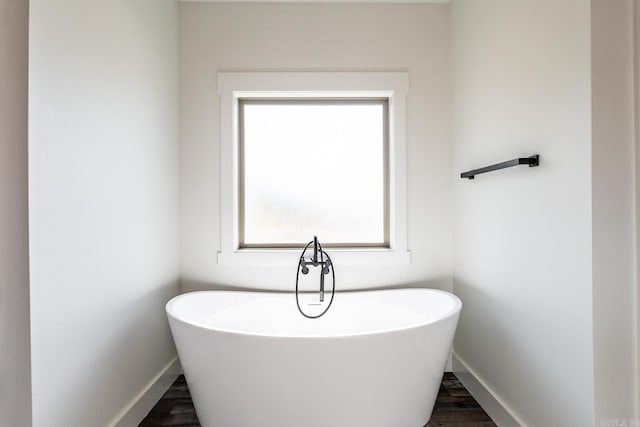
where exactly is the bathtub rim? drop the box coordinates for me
[166,288,462,340]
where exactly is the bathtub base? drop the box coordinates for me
[182,333,446,427]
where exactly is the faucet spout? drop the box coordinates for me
[312,235,319,266]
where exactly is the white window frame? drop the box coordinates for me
[217,72,410,265]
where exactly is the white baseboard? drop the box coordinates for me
[110,356,182,427]
[452,352,525,427]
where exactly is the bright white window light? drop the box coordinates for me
[239,99,389,248]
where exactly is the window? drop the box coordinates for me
[217,72,409,265]
[239,98,389,248]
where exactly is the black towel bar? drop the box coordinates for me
[461,155,539,180]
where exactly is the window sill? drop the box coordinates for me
[217,248,411,266]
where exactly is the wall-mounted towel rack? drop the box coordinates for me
[460,155,539,180]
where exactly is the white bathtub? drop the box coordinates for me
[166,288,461,427]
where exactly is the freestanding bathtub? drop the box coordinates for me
[166,288,461,427]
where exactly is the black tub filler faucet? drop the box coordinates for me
[295,236,335,319]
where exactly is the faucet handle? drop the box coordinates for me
[322,258,331,275]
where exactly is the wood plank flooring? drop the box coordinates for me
[427,373,496,427]
[139,373,495,427]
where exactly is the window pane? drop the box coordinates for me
[240,100,387,247]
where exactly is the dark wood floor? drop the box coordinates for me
[139,373,495,427]
[428,373,496,427]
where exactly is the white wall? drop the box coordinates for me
[451,0,595,425]
[180,2,452,292]
[0,0,32,425]
[28,1,180,426]
[591,0,637,421]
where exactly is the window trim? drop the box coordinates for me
[217,72,410,266]
[237,97,390,249]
